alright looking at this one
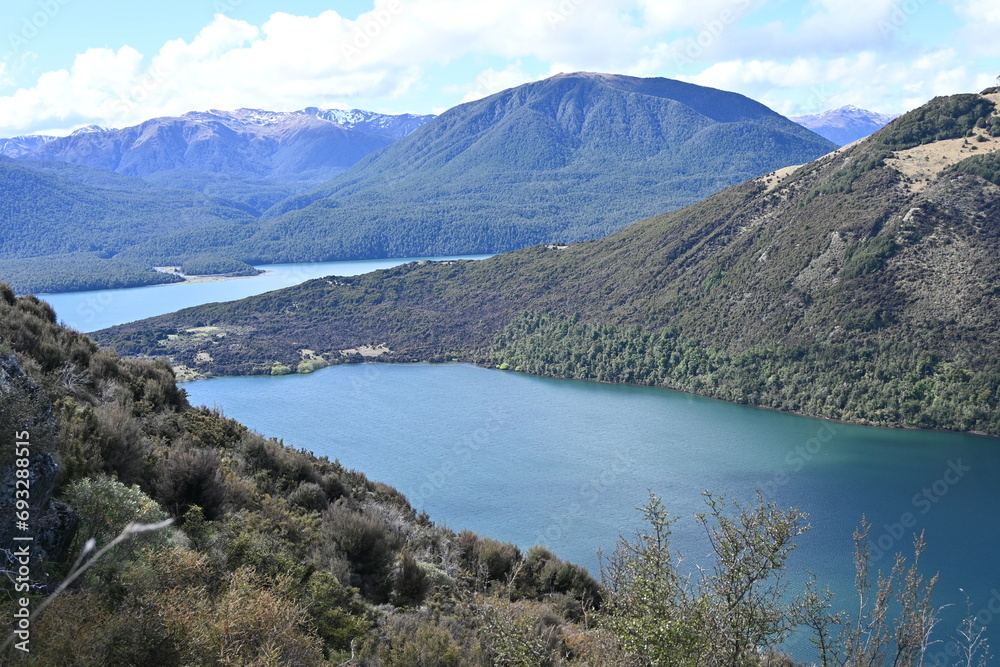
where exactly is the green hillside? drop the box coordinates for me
[97,91,1000,435]
[135,72,836,265]
[0,158,256,293]
[0,278,953,666]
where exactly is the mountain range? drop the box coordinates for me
[0,73,836,293]
[3,107,434,214]
[791,105,900,146]
[97,89,1000,436]
[130,72,838,265]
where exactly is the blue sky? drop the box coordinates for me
[1,0,998,135]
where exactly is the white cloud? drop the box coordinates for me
[953,0,1000,57]
[455,65,536,104]
[0,1,652,134]
[0,0,997,135]
[682,49,992,116]
[636,0,758,31]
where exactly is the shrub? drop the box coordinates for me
[63,475,171,566]
[456,529,481,572]
[0,282,15,306]
[521,545,602,609]
[94,400,146,484]
[951,151,1000,186]
[479,538,521,582]
[289,481,329,513]
[841,235,898,280]
[157,568,325,666]
[320,472,350,502]
[392,553,431,607]
[366,616,464,667]
[155,447,226,519]
[25,590,113,665]
[222,518,308,582]
[240,433,320,488]
[323,500,401,598]
[304,571,373,655]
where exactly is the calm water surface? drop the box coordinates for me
[184,362,1000,658]
[38,257,1000,659]
[41,255,491,332]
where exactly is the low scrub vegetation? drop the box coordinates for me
[1,283,991,664]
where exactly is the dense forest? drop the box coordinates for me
[0,75,836,295]
[0,254,185,294]
[178,257,263,278]
[0,158,256,294]
[0,285,980,665]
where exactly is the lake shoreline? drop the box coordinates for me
[179,358,1000,441]
[153,266,271,285]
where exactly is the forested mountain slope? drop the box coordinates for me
[98,90,1000,434]
[139,72,836,264]
[0,157,256,293]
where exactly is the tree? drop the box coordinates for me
[600,493,943,667]
[600,491,807,666]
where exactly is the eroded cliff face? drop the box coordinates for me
[0,353,78,568]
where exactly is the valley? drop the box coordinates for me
[98,91,1000,436]
[2,16,998,657]
[1,74,837,295]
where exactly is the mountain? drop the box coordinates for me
[2,250,941,666]
[0,134,57,157]
[97,89,1000,435]
[203,72,834,264]
[2,76,831,284]
[16,108,434,213]
[791,105,900,146]
[0,125,108,158]
[0,157,257,293]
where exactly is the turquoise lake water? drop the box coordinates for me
[40,255,491,332]
[183,362,1000,661]
[36,257,1000,662]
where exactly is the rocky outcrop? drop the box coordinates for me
[0,353,78,565]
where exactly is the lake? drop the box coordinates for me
[183,362,1000,661]
[38,258,1000,661]
[41,255,491,332]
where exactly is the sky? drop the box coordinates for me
[1,0,998,136]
